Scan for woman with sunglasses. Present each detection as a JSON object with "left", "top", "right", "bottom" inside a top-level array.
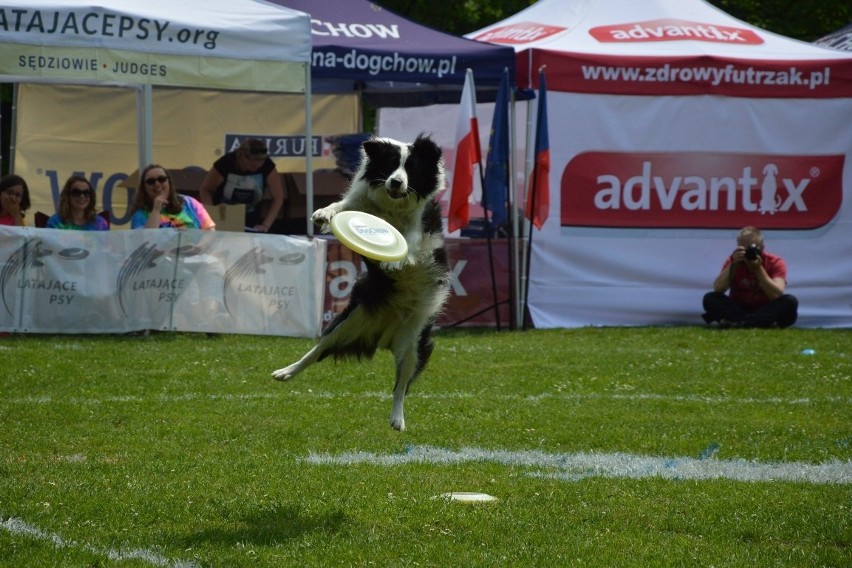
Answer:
[
  {"left": 130, "top": 165, "right": 215, "bottom": 230},
  {"left": 46, "top": 175, "right": 109, "bottom": 230},
  {"left": 0, "top": 174, "right": 31, "bottom": 226}
]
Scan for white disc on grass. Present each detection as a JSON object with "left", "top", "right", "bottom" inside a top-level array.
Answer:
[{"left": 435, "top": 492, "right": 498, "bottom": 503}]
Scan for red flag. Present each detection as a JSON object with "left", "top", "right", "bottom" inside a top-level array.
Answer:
[
  {"left": 449, "top": 70, "right": 481, "bottom": 233},
  {"left": 525, "top": 69, "right": 550, "bottom": 230}
]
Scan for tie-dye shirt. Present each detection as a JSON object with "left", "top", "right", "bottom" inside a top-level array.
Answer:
[
  {"left": 46, "top": 213, "right": 109, "bottom": 231},
  {"left": 131, "top": 195, "right": 215, "bottom": 230}
]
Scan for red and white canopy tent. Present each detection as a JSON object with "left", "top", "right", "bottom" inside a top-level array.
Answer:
[{"left": 466, "top": 0, "right": 852, "bottom": 328}]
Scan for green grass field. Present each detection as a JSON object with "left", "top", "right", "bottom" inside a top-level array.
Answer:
[{"left": 1, "top": 327, "right": 850, "bottom": 567}]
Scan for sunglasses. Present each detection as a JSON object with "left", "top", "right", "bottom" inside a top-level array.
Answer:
[
  {"left": 144, "top": 175, "right": 169, "bottom": 187},
  {"left": 70, "top": 189, "right": 92, "bottom": 198}
]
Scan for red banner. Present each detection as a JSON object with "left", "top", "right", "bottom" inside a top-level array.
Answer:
[
  {"left": 561, "top": 151, "right": 844, "bottom": 229},
  {"left": 322, "top": 239, "right": 514, "bottom": 328},
  {"left": 522, "top": 51, "right": 852, "bottom": 98}
]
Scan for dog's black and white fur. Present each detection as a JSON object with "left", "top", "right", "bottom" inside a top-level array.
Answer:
[{"left": 272, "top": 134, "right": 450, "bottom": 431}]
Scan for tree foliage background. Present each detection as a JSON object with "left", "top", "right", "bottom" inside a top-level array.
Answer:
[{"left": 378, "top": 0, "right": 850, "bottom": 42}]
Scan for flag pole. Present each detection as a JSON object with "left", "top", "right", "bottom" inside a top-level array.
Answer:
[
  {"left": 507, "top": 79, "right": 519, "bottom": 330},
  {"left": 523, "top": 65, "right": 548, "bottom": 330},
  {"left": 522, "top": 157, "right": 538, "bottom": 331},
  {"left": 447, "top": 69, "right": 501, "bottom": 329},
  {"left": 478, "top": 68, "right": 512, "bottom": 331},
  {"left": 477, "top": 140, "right": 502, "bottom": 331},
  {"left": 518, "top": 87, "right": 534, "bottom": 330}
]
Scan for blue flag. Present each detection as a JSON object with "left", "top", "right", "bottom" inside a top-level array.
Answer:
[{"left": 482, "top": 69, "right": 510, "bottom": 227}]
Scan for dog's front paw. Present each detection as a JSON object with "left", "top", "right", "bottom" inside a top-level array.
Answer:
[
  {"left": 271, "top": 364, "right": 299, "bottom": 381},
  {"left": 311, "top": 207, "right": 336, "bottom": 229}
]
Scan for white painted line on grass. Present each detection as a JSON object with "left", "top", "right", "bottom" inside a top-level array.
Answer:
[
  {"left": 6, "top": 390, "right": 848, "bottom": 406},
  {"left": 304, "top": 446, "right": 852, "bottom": 485},
  {"left": 0, "top": 516, "right": 198, "bottom": 567}
]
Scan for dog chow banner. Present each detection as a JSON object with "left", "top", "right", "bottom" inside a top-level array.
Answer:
[{"left": 0, "top": 227, "right": 326, "bottom": 336}]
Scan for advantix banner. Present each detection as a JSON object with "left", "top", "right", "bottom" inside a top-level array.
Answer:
[{"left": 462, "top": 0, "right": 852, "bottom": 328}]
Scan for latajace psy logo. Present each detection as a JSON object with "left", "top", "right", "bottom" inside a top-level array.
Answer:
[
  {"left": 223, "top": 247, "right": 306, "bottom": 316},
  {"left": 0, "top": 239, "right": 91, "bottom": 317}
]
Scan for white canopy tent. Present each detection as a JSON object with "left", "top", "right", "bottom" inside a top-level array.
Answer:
[
  {"left": 0, "top": 0, "right": 314, "bottom": 211},
  {"left": 465, "top": 0, "right": 852, "bottom": 328}
]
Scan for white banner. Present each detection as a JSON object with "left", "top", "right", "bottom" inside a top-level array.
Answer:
[
  {"left": 375, "top": 93, "right": 852, "bottom": 328},
  {"left": 528, "top": 92, "right": 852, "bottom": 328},
  {"left": 0, "top": 1, "right": 310, "bottom": 91},
  {"left": 0, "top": 226, "right": 326, "bottom": 336}
]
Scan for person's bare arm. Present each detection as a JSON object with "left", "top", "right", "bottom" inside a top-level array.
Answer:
[
  {"left": 256, "top": 169, "right": 284, "bottom": 232},
  {"left": 712, "top": 247, "right": 744, "bottom": 293},
  {"left": 712, "top": 265, "right": 732, "bottom": 293},
  {"left": 749, "top": 257, "right": 785, "bottom": 300},
  {"left": 198, "top": 169, "right": 224, "bottom": 207},
  {"left": 144, "top": 193, "right": 168, "bottom": 229}
]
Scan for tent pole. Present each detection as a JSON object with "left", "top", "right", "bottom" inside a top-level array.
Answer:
[
  {"left": 135, "top": 84, "right": 153, "bottom": 173},
  {"left": 305, "top": 64, "right": 314, "bottom": 237},
  {"left": 519, "top": 97, "right": 535, "bottom": 328},
  {"left": 478, "top": 141, "right": 502, "bottom": 331},
  {"left": 8, "top": 83, "right": 19, "bottom": 174},
  {"left": 508, "top": 87, "right": 519, "bottom": 330}
]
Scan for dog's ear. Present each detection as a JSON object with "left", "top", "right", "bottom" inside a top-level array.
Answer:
[
  {"left": 412, "top": 135, "right": 442, "bottom": 163},
  {"left": 362, "top": 139, "right": 385, "bottom": 162}
]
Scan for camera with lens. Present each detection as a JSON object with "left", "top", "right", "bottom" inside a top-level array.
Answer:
[{"left": 745, "top": 244, "right": 762, "bottom": 261}]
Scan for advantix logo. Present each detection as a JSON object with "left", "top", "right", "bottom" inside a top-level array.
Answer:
[
  {"left": 471, "top": 22, "right": 567, "bottom": 45},
  {"left": 589, "top": 19, "right": 763, "bottom": 45},
  {"left": 561, "top": 152, "right": 844, "bottom": 229}
]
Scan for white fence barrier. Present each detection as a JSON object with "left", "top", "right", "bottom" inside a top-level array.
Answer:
[{"left": 0, "top": 226, "right": 326, "bottom": 336}]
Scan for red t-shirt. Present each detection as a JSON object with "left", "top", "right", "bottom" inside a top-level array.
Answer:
[{"left": 722, "top": 251, "right": 787, "bottom": 309}]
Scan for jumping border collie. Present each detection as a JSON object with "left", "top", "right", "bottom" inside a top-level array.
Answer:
[{"left": 272, "top": 134, "right": 451, "bottom": 431}]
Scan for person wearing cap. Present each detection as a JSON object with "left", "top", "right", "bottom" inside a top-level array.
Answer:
[{"left": 198, "top": 138, "right": 285, "bottom": 233}]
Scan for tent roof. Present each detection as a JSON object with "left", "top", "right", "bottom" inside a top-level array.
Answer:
[
  {"left": 266, "top": 0, "right": 516, "bottom": 106},
  {"left": 0, "top": 0, "right": 311, "bottom": 92},
  {"left": 467, "top": 0, "right": 852, "bottom": 97},
  {"left": 815, "top": 23, "right": 852, "bottom": 52}
]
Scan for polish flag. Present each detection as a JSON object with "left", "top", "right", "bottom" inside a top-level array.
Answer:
[{"left": 448, "top": 69, "right": 481, "bottom": 233}]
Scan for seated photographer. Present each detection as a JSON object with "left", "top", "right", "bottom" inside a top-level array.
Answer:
[{"left": 702, "top": 226, "right": 798, "bottom": 328}]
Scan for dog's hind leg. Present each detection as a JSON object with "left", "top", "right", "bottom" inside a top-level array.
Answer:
[
  {"left": 389, "top": 343, "right": 419, "bottom": 431},
  {"left": 271, "top": 343, "right": 323, "bottom": 381}
]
